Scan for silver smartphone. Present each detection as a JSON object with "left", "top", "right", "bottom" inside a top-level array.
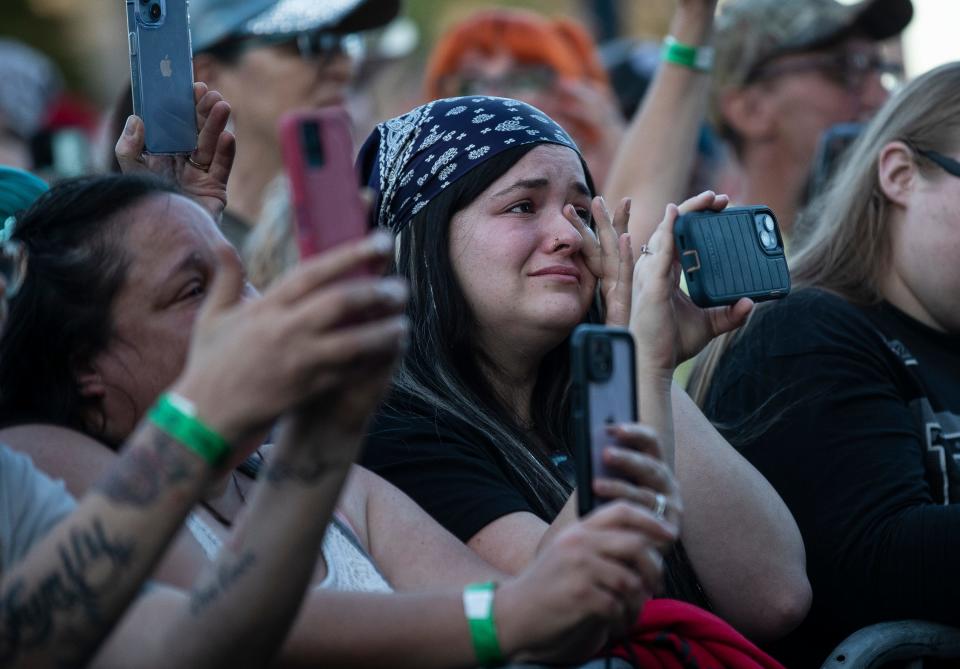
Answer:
[
  {"left": 570, "top": 325, "right": 638, "bottom": 516},
  {"left": 126, "top": 0, "right": 197, "bottom": 154}
]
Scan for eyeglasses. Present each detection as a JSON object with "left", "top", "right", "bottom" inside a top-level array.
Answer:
[
  {"left": 445, "top": 66, "right": 557, "bottom": 97},
  {"left": 915, "top": 147, "right": 960, "bottom": 179},
  {"left": 210, "top": 30, "right": 363, "bottom": 65},
  {"left": 747, "top": 50, "right": 903, "bottom": 92}
]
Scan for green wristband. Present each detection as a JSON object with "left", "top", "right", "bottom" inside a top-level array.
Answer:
[
  {"left": 463, "top": 581, "right": 504, "bottom": 667},
  {"left": 147, "top": 392, "right": 231, "bottom": 467},
  {"left": 661, "top": 35, "right": 714, "bottom": 72}
]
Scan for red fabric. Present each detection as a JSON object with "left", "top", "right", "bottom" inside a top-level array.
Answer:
[{"left": 609, "top": 599, "right": 786, "bottom": 669}]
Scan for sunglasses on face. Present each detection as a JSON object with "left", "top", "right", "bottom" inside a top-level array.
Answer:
[
  {"left": 915, "top": 147, "right": 960, "bottom": 179},
  {"left": 748, "top": 50, "right": 903, "bottom": 92},
  {"left": 214, "top": 30, "right": 362, "bottom": 64}
]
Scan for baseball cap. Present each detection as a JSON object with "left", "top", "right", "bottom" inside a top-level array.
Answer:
[
  {"left": 192, "top": 0, "right": 402, "bottom": 53},
  {"left": 713, "top": 0, "right": 913, "bottom": 93}
]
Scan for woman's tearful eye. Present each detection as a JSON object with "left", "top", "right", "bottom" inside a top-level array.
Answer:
[{"left": 507, "top": 200, "right": 535, "bottom": 215}]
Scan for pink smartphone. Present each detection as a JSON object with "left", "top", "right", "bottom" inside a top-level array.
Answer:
[{"left": 278, "top": 108, "right": 368, "bottom": 262}]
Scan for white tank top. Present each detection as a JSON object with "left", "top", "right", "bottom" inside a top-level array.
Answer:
[{"left": 186, "top": 512, "right": 391, "bottom": 593}]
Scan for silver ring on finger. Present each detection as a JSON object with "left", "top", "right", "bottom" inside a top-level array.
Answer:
[
  {"left": 653, "top": 493, "right": 667, "bottom": 520},
  {"left": 639, "top": 243, "right": 654, "bottom": 256}
]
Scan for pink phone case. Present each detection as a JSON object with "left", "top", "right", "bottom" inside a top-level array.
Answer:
[{"left": 278, "top": 108, "right": 367, "bottom": 262}]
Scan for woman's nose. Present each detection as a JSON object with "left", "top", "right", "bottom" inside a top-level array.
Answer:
[{"left": 545, "top": 208, "right": 585, "bottom": 253}]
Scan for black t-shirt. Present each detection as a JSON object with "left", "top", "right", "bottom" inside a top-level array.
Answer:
[
  {"left": 364, "top": 394, "right": 711, "bottom": 609},
  {"left": 363, "top": 396, "right": 561, "bottom": 543},
  {"left": 701, "top": 288, "right": 960, "bottom": 668}
]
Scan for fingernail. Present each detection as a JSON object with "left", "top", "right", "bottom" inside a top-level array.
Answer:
[
  {"left": 370, "top": 232, "right": 394, "bottom": 254},
  {"left": 124, "top": 116, "right": 136, "bottom": 136},
  {"left": 379, "top": 278, "right": 408, "bottom": 303},
  {"left": 603, "top": 445, "right": 622, "bottom": 460},
  {"left": 624, "top": 198, "right": 632, "bottom": 215}
]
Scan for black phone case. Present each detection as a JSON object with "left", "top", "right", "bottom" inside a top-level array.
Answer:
[
  {"left": 674, "top": 206, "right": 790, "bottom": 308},
  {"left": 570, "top": 325, "right": 637, "bottom": 517}
]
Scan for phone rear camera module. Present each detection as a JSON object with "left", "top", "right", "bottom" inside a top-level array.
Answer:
[
  {"left": 754, "top": 212, "right": 775, "bottom": 232},
  {"left": 587, "top": 337, "right": 613, "bottom": 382},
  {"left": 754, "top": 213, "right": 778, "bottom": 251},
  {"left": 301, "top": 121, "right": 326, "bottom": 167},
  {"left": 149, "top": 2, "right": 162, "bottom": 20}
]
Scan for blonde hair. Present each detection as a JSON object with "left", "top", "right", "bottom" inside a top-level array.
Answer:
[
  {"left": 790, "top": 61, "right": 960, "bottom": 303},
  {"left": 243, "top": 175, "right": 299, "bottom": 291},
  {"left": 689, "top": 61, "right": 960, "bottom": 406}
]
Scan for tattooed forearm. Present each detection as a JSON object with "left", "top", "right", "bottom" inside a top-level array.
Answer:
[
  {"left": 188, "top": 551, "right": 256, "bottom": 617},
  {"left": 0, "top": 519, "right": 134, "bottom": 666},
  {"left": 94, "top": 426, "right": 199, "bottom": 507}
]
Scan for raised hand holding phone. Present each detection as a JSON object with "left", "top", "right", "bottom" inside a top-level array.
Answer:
[
  {"left": 116, "top": 82, "right": 236, "bottom": 221},
  {"left": 631, "top": 191, "right": 755, "bottom": 374}
]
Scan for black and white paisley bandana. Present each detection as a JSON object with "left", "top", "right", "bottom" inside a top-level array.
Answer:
[{"left": 356, "top": 96, "right": 582, "bottom": 234}]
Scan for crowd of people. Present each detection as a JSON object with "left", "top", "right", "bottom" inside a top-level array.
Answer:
[{"left": 1, "top": 0, "right": 957, "bottom": 667}]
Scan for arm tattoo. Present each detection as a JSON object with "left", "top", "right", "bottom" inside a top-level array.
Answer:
[
  {"left": 95, "top": 426, "right": 198, "bottom": 508},
  {"left": 188, "top": 551, "right": 256, "bottom": 617},
  {"left": 0, "top": 519, "right": 134, "bottom": 667}
]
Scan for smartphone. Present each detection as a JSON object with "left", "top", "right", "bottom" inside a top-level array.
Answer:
[
  {"left": 279, "top": 108, "right": 368, "bottom": 261},
  {"left": 126, "top": 0, "right": 197, "bottom": 154},
  {"left": 674, "top": 206, "right": 790, "bottom": 308},
  {"left": 810, "top": 122, "right": 864, "bottom": 197},
  {"left": 570, "top": 325, "right": 638, "bottom": 517}
]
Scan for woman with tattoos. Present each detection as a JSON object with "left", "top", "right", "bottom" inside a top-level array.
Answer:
[{"left": 0, "top": 186, "right": 409, "bottom": 668}]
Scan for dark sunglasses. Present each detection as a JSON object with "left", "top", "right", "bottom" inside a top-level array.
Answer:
[
  {"left": 916, "top": 147, "right": 960, "bottom": 179},
  {"left": 209, "top": 30, "right": 358, "bottom": 64},
  {"left": 747, "top": 50, "right": 903, "bottom": 92}
]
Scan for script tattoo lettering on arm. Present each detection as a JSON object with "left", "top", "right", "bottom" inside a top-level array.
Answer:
[
  {"left": 0, "top": 519, "right": 135, "bottom": 667},
  {"left": 94, "top": 425, "right": 200, "bottom": 508},
  {"left": 188, "top": 550, "right": 256, "bottom": 617}
]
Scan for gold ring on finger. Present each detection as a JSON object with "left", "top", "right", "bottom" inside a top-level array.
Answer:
[{"left": 188, "top": 156, "right": 211, "bottom": 172}]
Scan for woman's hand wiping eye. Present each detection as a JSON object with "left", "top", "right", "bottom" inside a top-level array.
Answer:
[{"left": 564, "top": 195, "right": 633, "bottom": 327}]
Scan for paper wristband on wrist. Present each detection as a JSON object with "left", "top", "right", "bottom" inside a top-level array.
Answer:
[
  {"left": 661, "top": 35, "right": 714, "bottom": 72},
  {"left": 463, "top": 581, "right": 504, "bottom": 667},
  {"left": 147, "top": 392, "right": 231, "bottom": 467}
]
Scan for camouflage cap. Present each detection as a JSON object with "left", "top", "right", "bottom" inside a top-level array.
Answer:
[{"left": 713, "top": 0, "right": 913, "bottom": 93}]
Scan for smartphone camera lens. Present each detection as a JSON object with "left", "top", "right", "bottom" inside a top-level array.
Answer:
[
  {"left": 754, "top": 213, "right": 778, "bottom": 250},
  {"left": 149, "top": 2, "right": 162, "bottom": 20},
  {"left": 587, "top": 337, "right": 613, "bottom": 382}
]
